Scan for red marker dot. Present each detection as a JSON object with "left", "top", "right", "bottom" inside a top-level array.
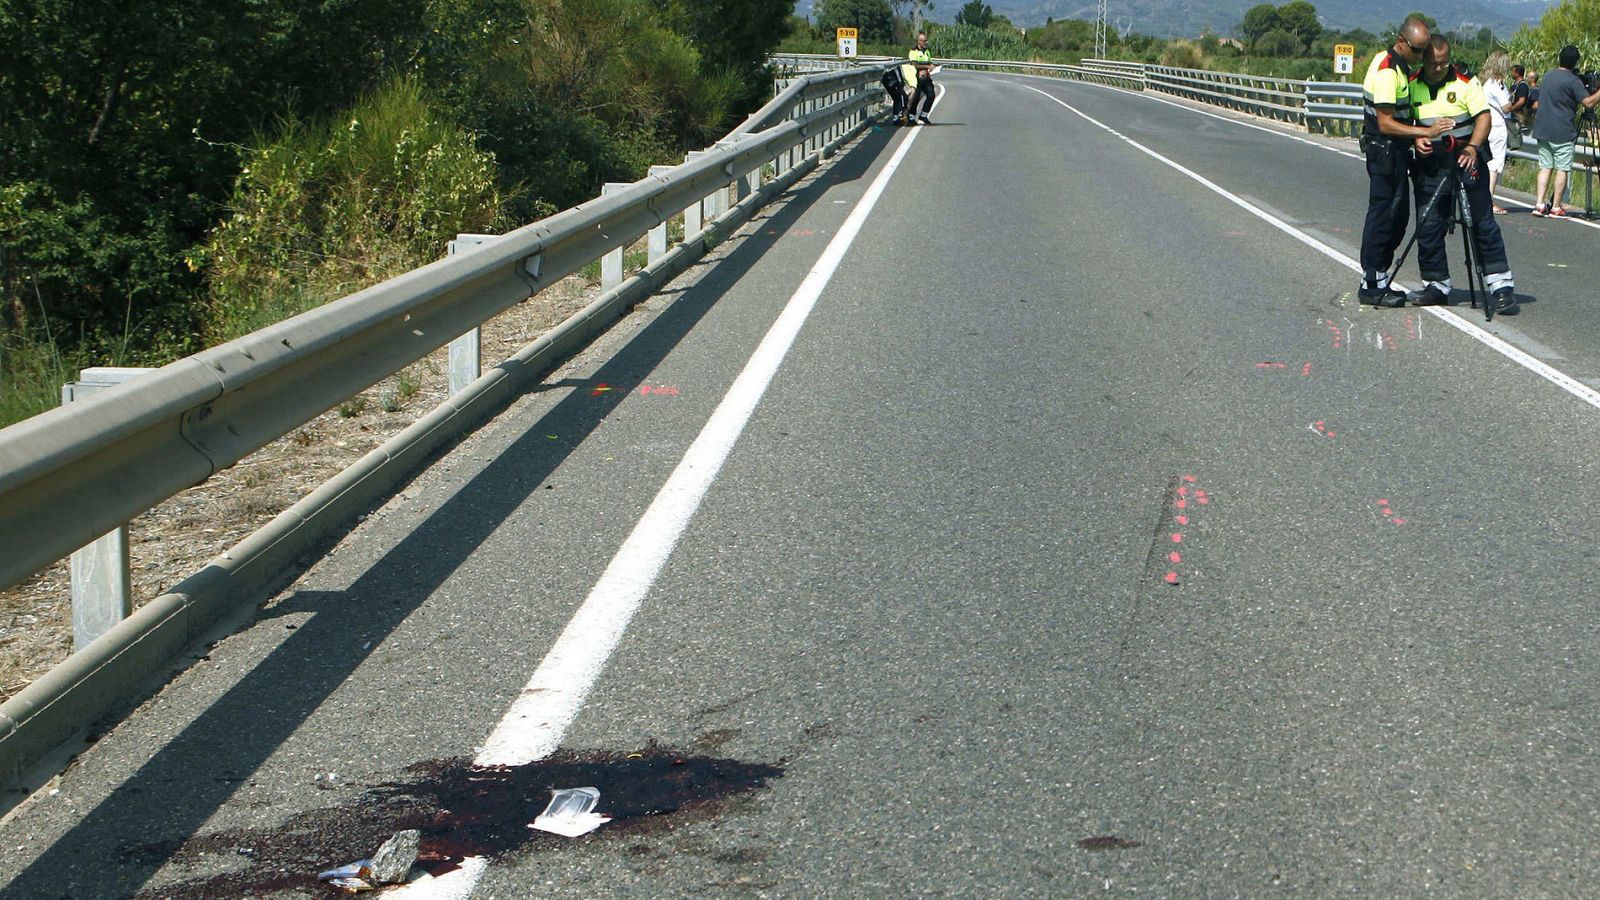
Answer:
[
  {"left": 1177, "top": 487, "right": 1189, "bottom": 496},
  {"left": 1377, "top": 499, "right": 1389, "bottom": 505},
  {"left": 1182, "top": 475, "right": 1197, "bottom": 483},
  {"left": 1175, "top": 499, "right": 1188, "bottom": 509},
  {"left": 1164, "top": 572, "right": 1180, "bottom": 584},
  {"left": 1301, "top": 363, "right": 1313, "bottom": 376},
  {"left": 1392, "top": 518, "right": 1407, "bottom": 525},
  {"left": 1196, "top": 497, "right": 1209, "bottom": 505},
  {"left": 1171, "top": 533, "right": 1183, "bottom": 543},
  {"left": 1168, "top": 551, "right": 1182, "bottom": 564},
  {"left": 1175, "top": 515, "right": 1189, "bottom": 525}
]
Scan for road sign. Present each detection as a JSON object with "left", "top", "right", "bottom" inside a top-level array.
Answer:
[
  {"left": 837, "top": 27, "right": 858, "bottom": 59},
  {"left": 1334, "top": 44, "right": 1356, "bottom": 75}
]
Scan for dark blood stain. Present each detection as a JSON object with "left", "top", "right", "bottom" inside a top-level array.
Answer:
[
  {"left": 1078, "top": 835, "right": 1142, "bottom": 851},
  {"left": 130, "top": 745, "right": 783, "bottom": 899}
]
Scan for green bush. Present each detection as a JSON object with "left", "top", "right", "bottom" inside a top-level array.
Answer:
[
  {"left": 928, "top": 22, "right": 1032, "bottom": 60},
  {"left": 198, "top": 78, "right": 502, "bottom": 344}
]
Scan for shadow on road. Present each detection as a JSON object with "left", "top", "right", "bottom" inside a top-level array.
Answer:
[{"left": 2, "top": 120, "right": 903, "bottom": 899}]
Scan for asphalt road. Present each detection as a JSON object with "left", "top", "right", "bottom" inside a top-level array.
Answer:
[{"left": 6, "top": 72, "right": 1600, "bottom": 898}]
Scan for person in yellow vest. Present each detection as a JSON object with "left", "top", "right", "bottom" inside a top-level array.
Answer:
[
  {"left": 1404, "top": 35, "right": 1518, "bottom": 315},
  {"left": 1358, "top": 18, "right": 1451, "bottom": 307},
  {"left": 898, "top": 55, "right": 919, "bottom": 126},
  {"left": 908, "top": 32, "right": 934, "bottom": 125}
]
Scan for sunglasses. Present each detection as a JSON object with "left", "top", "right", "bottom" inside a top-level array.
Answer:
[{"left": 1405, "top": 39, "right": 1428, "bottom": 53}]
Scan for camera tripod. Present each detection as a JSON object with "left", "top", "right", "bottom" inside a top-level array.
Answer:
[{"left": 1386, "top": 159, "right": 1497, "bottom": 322}]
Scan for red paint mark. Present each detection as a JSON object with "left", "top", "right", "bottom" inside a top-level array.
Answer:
[
  {"left": 1171, "top": 533, "right": 1183, "bottom": 543},
  {"left": 1196, "top": 495, "right": 1210, "bottom": 505},
  {"left": 1381, "top": 331, "right": 1398, "bottom": 351},
  {"left": 1182, "top": 475, "right": 1197, "bottom": 483},
  {"left": 1311, "top": 421, "right": 1335, "bottom": 440},
  {"left": 1168, "top": 551, "right": 1182, "bottom": 564},
  {"left": 1175, "top": 515, "right": 1189, "bottom": 525},
  {"left": 1224, "top": 229, "right": 1248, "bottom": 237},
  {"left": 1255, "top": 361, "right": 1288, "bottom": 369},
  {"left": 1403, "top": 314, "right": 1419, "bottom": 342},
  {"left": 1325, "top": 321, "right": 1344, "bottom": 349},
  {"left": 1377, "top": 499, "right": 1406, "bottom": 526},
  {"left": 1329, "top": 226, "right": 1352, "bottom": 233},
  {"left": 590, "top": 383, "right": 613, "bottom": 397},
  {"left": 1175, "top": 498, "right": 1187, "bottom": 509},
  {"left": 792, "top": 229, "right": 816, "bottom": 237},
  {"left": 1164, "top": 572, "right": 1180, "bottom": 584},
  {"left": 1177, "top": 487, "right": 1189, "bottom": 497},
  {"left": 639, "top": 385, "right": 681, "bottom": 397},
  {"left": 1301, "top": 362, "right": 1313, "bottom": 377}
]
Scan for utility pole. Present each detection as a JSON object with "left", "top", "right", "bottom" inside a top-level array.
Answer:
[{"left": 1094, "top": 0, "right": 1108, "bottom": 58}]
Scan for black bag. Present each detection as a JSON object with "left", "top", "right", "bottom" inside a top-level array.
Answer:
[{"left": 1505, "top": 115, "right": 1523, "bottom": 151}]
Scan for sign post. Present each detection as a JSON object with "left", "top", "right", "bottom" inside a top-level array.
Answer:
[{"left": 836, "top": 27, "right": 858, "bottom": 60}]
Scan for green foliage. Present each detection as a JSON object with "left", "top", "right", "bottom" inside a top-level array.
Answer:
[
  {"left": 1241, "top": 4, "right": 1281, "bottom": 46},
  {"left": 1277, "top": 1, "right": 1321, "bottom": 47},
  {"left": 814, "top": 0, "right": 895, "bottom": 43},
  {"left": 1506, "top": 0, "right": 1600, "bottom": 73},
  {"left": 927, "top": 22, "right": 1030, "bottom": 60},
  {"left": 1256, "top": 29, "right": 1302, "bottom": 57},
  {"left": 198, "top": 77, "right": 502, "bottom": 344},
  {"left": 955, "top": 1, "right": 994, "bottom": 28},
  {"left": 1161, "top": 40, "right": 1204, "bottom": 69}
]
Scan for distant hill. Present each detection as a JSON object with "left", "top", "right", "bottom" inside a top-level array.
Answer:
[{"left": 794, "top": 0, "right": 1557, "bottom": 38}]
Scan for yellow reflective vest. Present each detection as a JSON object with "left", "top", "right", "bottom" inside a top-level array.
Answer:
[
  {"left": 1361, "top": 49, "right": 1414, "bottom": 138},
  {"left": 1408, "top": 66, "right": 1487, "bottom": 143},
  {"left": 909, "top": 47, "right": 931, "bottom": 81}
]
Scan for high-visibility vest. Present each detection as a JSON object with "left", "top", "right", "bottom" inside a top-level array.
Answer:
[
  {"left": 1362, "top": 49, "right": 1414, "bottom": 138},
  {"left": 1408, "top": 66, "right": 1487, "bottom": 143},
  {"left": 909, "top": 47, "right": 932, "bottom": 80}
]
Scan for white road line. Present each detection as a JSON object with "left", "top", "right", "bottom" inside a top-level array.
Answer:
[
  {"left": 390, "top": 86, "right": 946, "bottom": 900},
  {"left": 1024, "top": 85, "right": 1600, "bottom": 414},
  {"left": 1015, "top": 71, "right": 1600, "bottom": 222}
]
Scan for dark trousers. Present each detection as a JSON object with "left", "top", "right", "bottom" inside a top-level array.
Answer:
[
  {"left": 1412, "top": 157, "right": 1510, "bottom": 283},
  {"left": 1360, "top": 143, "right": 1410, "bottom": 282},
  {"left": 911, "top": 76, "right": 934, "bottom": 117}
]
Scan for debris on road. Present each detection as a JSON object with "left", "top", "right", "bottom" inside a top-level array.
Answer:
[
  {"left": 530, "top": 786, "right": 611, "bottom": 837},
  {"left": 316, "top": 829, "right": 421, "bottom": 892},
  {"left": 368, "top": 829, "right": 421, "bottom": 883}
]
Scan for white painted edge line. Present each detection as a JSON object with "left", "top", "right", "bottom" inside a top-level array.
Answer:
[
  {"left": 1023, "top": 85, "right": 1600, "bottom": 414},
  {"left": 1016, "top": 70, "right": 1600, "bottom": 225},
  {"left": 389, "top": 85, "right": 947, "bottom": 900}
]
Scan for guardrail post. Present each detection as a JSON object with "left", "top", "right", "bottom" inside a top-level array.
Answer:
[
  {"left": 63, "top": 367, "right": 153, "bottom": 650},
  {"left": 647, "top": 165, "right": 673, "bottom": 262},
  {"left": 600, "top": 183, "right": 629, "bottom": 290},
  {"left": 446, "top": 234, "right": 496, "bottom": 394},
  {"left": 683, "top": 150, "right": 707, "bottom": 239}
]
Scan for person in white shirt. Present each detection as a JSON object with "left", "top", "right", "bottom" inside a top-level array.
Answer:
[{"left": 1479, "top": 51, "right": 1513, "bottom": 214}]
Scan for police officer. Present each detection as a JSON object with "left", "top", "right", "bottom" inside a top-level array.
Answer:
[
  {"left": 908, "top": 32, "right": 934, "bottom": 124},
  {"left": 1359, "top": 18, "right": 1451, "bottom": 307},
  {"left": 1405, "top": 35, "right": 1518, "bottom": 314}
]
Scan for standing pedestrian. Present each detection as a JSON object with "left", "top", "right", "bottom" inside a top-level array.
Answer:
[
  {"left": 1404, "top": 36, "right": 1518, "bottom": 315},
  {"left": 908, "top": 32, "right": 935, "bottom": 125},
  {"left": 1529, "top": 46, "right": 1600, "bottom": 218},
  {"left": 1358, "top": 18, "right": 1451, "bottom": 307},
  {"left": 1507, "top": 64, "right": 1530, "bottom": 130},
  {"left": 1480, "top": 51, "right": 1513, "bottom": 214}
]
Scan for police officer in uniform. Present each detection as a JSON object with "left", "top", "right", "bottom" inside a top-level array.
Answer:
[
  {"left": 1405, "top": 35, "right": 1518, "bottom": 314},
  {"left": 908, "top": 32, "right": 934, "bottom": 124},
  {"left": 1359, "top": 18, "right": 1451, "bottom": 306}
]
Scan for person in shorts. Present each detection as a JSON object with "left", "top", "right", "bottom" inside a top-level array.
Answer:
[{"left": 1530, "top": 46, "right": 1600, "bottom": 217}]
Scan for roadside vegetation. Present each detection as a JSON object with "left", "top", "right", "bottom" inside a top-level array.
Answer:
[{"left": 0, "top": 0, "right": 790, "bottom": 429}]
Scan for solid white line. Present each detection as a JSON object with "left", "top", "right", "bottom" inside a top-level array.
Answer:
[
  {"left": 1015, "top": 71, "right": 1600, "bottom": 222},
  {"left": 1023, "top": 85, "right": 1600, "bottom": 414},
  {"left": 391, "top": 87, "right": 946, "bottom": 900}
]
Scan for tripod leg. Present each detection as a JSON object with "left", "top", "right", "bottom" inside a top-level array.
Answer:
[
  {"left": 1386, "top": 170, "right": 1457, "bottom": 292},
  {"left": 1455, "top": 174, "right": 1494, "bottom": 321}
]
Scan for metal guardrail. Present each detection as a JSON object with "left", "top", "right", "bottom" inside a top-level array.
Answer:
[
  {"left": 0, "top": 62, "right": 894, "bottom": 791},
  {"left": 777, "top": 52, "right": 1600, "bottom": 174}
]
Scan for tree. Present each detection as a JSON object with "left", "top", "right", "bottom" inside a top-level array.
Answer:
[
  {"left": 1240, "top": 4, "right": 1281, "bottom": 46},
  {"left": 1256, "top": 27, "right": 1301, "bottom": 57},
  {"left": 814, "top": 0, "right": 894, "bottom": 43},
  {"left": 654, "top": 0, "right": 793, "bottom": 110},
  {"left": 1277, "top": 0, "right": 1321, "bottom": 48},
  {"left": 955, "top": 1, "right": 993, "bottom": 28}
]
